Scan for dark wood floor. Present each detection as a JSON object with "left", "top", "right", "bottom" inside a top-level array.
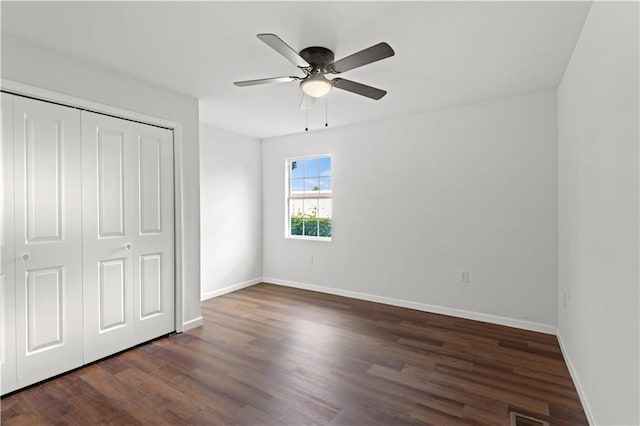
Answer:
[{"left": 2, "top": 283, "right": 587, "bottom": 425}]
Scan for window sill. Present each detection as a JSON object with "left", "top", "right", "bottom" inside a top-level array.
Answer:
[{"left": 286, "top": 235, "right": 332, "bottom": 242}]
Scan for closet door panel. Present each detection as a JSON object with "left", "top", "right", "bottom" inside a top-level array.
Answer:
[
  {"left": 26, "top": 267, "right": 64, "bottom": 351},
  {"left": 25, "top": 117, "right": 63, "bottom": 242},
  {"left": 97, "top": 131, "right": 125, "bottom": 237},
  {"left": 133, "top": 127, "right": 174, "bottom": 342},
  {"left": 139, "top": 136, "right": 162, "bottom": 234},
  {"left": 98, "top": 258, "right": 127, "bottom": 331},
  {"left": 82, "top": 114, "right": 136, "bottom": 363},
  {"left": 13, "top": 96, "right": 83, "bottom": 388},
  {"left": 139, "top": 253, "right": 162, "bottom": 318}
]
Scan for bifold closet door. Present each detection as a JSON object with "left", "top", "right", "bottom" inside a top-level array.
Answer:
[
  {"left": 81, "top": 111, "right": 175, "bottom": 363},
  {"left": 12, "top": 96, "right": 84, "bottom": 387}
]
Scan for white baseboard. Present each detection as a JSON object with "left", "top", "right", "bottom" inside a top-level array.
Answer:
[
  {"left": 181, "top": 316, "right": 203, "bottom": 331},
  {"left": 262, "top": 277, "right": 557, "bottom": 335},
  {"left": 201, "top": 277, "right": 263, "bottom": 301},
  {"left": 556, "top": 330, "right": 596, "bottom": 425}
]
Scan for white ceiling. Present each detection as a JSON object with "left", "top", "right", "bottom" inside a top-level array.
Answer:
[{"left": 2, "top": 1, "right": 591, "bottom": 139}]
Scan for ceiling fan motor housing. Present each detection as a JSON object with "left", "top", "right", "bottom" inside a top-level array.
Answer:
[{"left": 299, "top": 46, "right": 335, "bottom": 73}]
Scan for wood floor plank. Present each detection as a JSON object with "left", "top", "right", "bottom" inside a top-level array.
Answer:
[{"left": 1, "top": 283, "right": 588, "bottom": 425}]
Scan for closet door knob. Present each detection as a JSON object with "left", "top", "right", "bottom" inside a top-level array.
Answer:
[
  {"left": 124, "top": 243, "right": 132, "bottom": 250},
  {"left": 21, "top": 253, "right": 31, "bottom": 261}
]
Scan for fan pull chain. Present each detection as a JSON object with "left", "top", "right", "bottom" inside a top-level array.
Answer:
[
  {"left": 325, "top": 97, "right": 329, "bottom": 128},
  {"left": 305, "top": 97, "right": 309, "bottom": 132}
]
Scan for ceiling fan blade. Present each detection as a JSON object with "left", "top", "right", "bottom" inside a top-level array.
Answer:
[
  {"left": 257, "top": 33, "right": 310, "bottom": 68},
  {"left": 332, "top": 78, "right": 387, "bottom": 100},
  {"left": 330, "top": 42, "right": 395, "bottom": 74},
  {"left": 299, "top": 94, "right": 316, "bottom": 111},
  {"left": 234, "top": 76, "right": 299, "bottom": 87}
]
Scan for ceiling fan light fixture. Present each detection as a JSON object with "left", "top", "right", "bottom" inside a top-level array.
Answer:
[{"left": 300, "top": 74, "right": 333, "bottom": 98}]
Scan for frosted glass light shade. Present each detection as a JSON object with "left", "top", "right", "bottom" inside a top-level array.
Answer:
[{"left": 300, "top": 75, "right": 332, "bottom": 98}]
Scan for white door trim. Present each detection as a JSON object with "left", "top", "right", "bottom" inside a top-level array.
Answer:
[
  {"left": 1, "top": 79, "right": 186, "bottom": 333},
  {"left": 1, "top": 93, "right": 17, "bottom": 394}
]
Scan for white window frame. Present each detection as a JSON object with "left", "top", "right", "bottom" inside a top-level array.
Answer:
[{"left": 285, "top": 154, "right": 332, "bottom": 242}]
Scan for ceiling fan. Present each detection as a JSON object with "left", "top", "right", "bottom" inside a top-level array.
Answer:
[{"left": 234, "top": 34, "right": 395, "bottom": 108}]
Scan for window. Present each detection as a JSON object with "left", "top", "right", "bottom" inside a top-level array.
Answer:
[{"left": 286, "top": 155, "right": 332, "bottom": 240}]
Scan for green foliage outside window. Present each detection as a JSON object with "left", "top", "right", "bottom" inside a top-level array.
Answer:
[{"left": 290, "top": 209, "right": 332, "bottom": 237}]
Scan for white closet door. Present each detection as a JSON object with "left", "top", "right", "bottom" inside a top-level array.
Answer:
[
  {"left": 13, "top": 96, "right": 84, "bottom": 387},
  {"left": 82, "top": 111, "right": 174, "bottom": 363},
  {"left": 131, "top": 119, "right": 175, "bottom": 343}
]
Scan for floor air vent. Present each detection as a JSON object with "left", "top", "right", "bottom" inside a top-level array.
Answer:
[{"left": 509, "top": 412, "right": 550, "bottom": 426}]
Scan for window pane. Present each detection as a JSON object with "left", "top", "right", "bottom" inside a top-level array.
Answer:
[
  {"left": 303, "top": 198, "right": 318, "bottom": 218},
  {"left": 291, "top": 217, "right": 304, "bottom": 236},
  {"left": 318, "top": 199, "right": 331, "bottom": 219},
  {"left": 290, "top": 199, "right": 304, "bottom": 217},
  {"left": 303, "top": 218, "right": 319, "bottom": 236},
  {"left": 305, "top": 178, "right": 320, "bottom": 194},
  {"left": 319, "top": 218, "right": 331, "bottom": 237},
  {"left": 291, "top": 178, "right": 304, "bottom": 194},
  {"left": 318, "top": 198, "right": 332, "bottom": 237},
  {"left": 304, "top": 158, "right": 320, "bottom": 177},
  {"left": 291, "top": 160, "right": 304, "bottom": 179},
  {"left": 319, "top": 157, "right": 332, "bottom": 177},
  {"left": 319, "top": 177, "right": 331, "bottom": 193}
]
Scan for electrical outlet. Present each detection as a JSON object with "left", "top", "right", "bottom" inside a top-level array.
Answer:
[
  {"left": 459, "top": 271, "right": 469, "bottom": 283},
  {"left": 306, "top": 254, "right": 313, "bottom": 264}
]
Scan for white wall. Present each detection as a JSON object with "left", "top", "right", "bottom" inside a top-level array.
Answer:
[
  {"left": 557, "top": 2, "right": 640, "bottom": 425},
  {"left": 263, "top": 91, "right": 558, "bottom": 329},
  {"left": 1, "top": 35, "right": 202, "bottom": 328},
  {"left": 199, "top": 124, "right": 262, "bottom": 299}
]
